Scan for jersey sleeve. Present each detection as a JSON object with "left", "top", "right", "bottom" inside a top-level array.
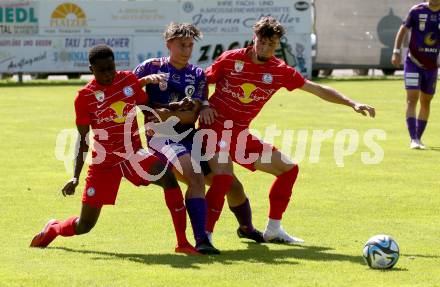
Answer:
[
  {"left": 193, "top": 69, "right": 207, "bottom": 101},
  {"left": 403, "top": 6, "right": 415, "bottom": 29},
  {"left": 74, "top": 91, "right": 91, "bottom": 126},
  {"left": 127, "top": 72, "right": 148, "bottom": 105},
  {"left": 282, "top": 65, "right": 306, "bottom": 91},
  {"left": 205, "top": 51, "right": 229, "bottom": 84},
  {"left": 133, "top": 60, "right": 150, "bottom": 79}
]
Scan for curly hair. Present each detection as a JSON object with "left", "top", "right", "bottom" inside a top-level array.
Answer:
[
  {"left": 163, "top": 22, "right": 202, "bottom": 41},
  {"left": 253, "top": 16, "right": 285, "bottom": 38},
  {"left": 88, "top": 44, "right": 114, "bottom": 65}
]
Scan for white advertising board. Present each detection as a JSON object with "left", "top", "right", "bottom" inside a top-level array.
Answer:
[{"left": 0, "top": 0, "right": 312, "bottom": 77}]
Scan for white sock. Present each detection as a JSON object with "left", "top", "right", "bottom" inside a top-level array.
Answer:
[
  {"left": 206, "top": 232, "right": 212, "bottom": 243},
  {"left": 266, "top": 218, "right": 281, "bottom": 230}
]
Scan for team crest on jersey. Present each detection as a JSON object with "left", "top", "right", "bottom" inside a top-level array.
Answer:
[
  {"left": 94, "top": 90, "right": 105, "bottom": 102},
  {"left": 87, "top": 187, "right": 95, "bottom": 197},
  {"left": 185, "top": 85, "right": 195, "bottom": 97},
  {"left": 123, "top": 86, "right": 134, "bottom": 97},
  {"left": 234, "top": 60, "right": 244, "bottom": 72},
  {"left": 262, "top": 73, "right": 273, "bottom": 84}
]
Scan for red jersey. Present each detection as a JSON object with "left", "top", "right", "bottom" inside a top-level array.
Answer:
[
  {"left": 75, "top": 71, "right": 148, "bottom": 167},
  {"left": 206, "top": 46, "right": 306, "bottom": 128}
]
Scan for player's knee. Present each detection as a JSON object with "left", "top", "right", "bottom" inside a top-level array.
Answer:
[
  {"left": 75, "top": 219, "right": 96, "bottom": 235},
  {"left": 230, "top": 177, "right": 244, "bottom": 196},
  {"left": 158, "top": 168, "right": 179, "bottom": 190},
  {"left": 187, "top": 172, "right": 204, "bottom": 190}
]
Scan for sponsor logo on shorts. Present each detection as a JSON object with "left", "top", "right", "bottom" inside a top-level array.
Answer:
[{"left": 87, "top": 187, "right": 95, "bottom": 197}]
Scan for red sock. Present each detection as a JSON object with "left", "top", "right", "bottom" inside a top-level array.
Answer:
[
  {"left": 58, "top": 216, "right": 79, "bottom": 237},
  {"left": 269, "top": 165, "right": 299, "bottom": 220},
  {"left": 164, "top": 187, "right": 188, "bottom": 246},
  {"left": 205, "top": 174, "right": 233, "bottom": 232}
]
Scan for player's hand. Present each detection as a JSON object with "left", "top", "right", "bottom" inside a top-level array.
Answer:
[
  {"left": 141, "top": 73, "right": 168, "bottom": 85},
  {"left": 178, "top": 97, "right": 195, "bottom": 110},
  {"left": 391, "top": 53, "right": 401, "bottom": 68},
  {"left": 61, "top": 178, "right": 79, "bottom": 197},
  {"left": 199, "top": 106, "right": 218, "bottom": 125},
  {"left": 353, "top": 103, "right": 375, "bottom": 118}
]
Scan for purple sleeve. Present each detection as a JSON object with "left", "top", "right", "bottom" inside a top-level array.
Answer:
[
  {"left": 193, "top": 69, "right": 206, "bottom": 101},
  {"left": 403, "top": 7, "right": 415, "bottom": 29},
  {"left": 133, "top": 60, "right": 151, "bottom": 79}
]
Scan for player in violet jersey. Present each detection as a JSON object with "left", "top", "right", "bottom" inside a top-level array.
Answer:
[
  {"left": 134, "top": 23, "right": 220, "bottom": 254},
  {"left": 392, "top": 0, "right": 440, "bottom": 149}
]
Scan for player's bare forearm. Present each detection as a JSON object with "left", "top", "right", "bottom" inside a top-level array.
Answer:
[
  {"left": 300, "top": 81, "right": 375, "bottom": 117},
  {"left": 73, "top": 125, "right": 90, "bottom": 180},
  {"left": 154, "top": 100, "right": 200, "bottom": 124},
  {"left": 301, "top": 81, "right": 355, "bottom": 107},
  {"left": 393, "top": 25, "right": 409, "bottom": 51},
  {"left": 391, "top": 25, "right": 408, "bottom": 67},
  {"left": 61, "top": 124, "right": 89, "bottom": 196}
]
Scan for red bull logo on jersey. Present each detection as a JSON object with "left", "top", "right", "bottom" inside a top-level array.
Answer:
[
  {"left": 96, "top": 100, "right": 135, "bottom": 124},
  {"left": 222, "top": 81, "right": 272, "bottom": 104}
]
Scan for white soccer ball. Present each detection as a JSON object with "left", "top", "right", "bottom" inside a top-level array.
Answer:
[{"left": 362, "top": 234, "right": 399, "bottom": 269}]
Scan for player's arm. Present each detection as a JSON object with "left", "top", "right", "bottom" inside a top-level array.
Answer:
[
  {"left": 138, "top": 73, "right": 168, "bottom": 87},
  {"left": 300, "top": 80, "right": 375, "bottom": 117},
  {"left": 391, "top": 25, "right": 409, "bottom": 67},
  {"left": 61, "top": 124, "right": 90, "bottom": 196},
  {"left": 154, "top": 100, "right": 201, "bottom": 124}
]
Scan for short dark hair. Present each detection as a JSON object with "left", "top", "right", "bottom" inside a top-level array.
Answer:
[
  {"left": 89, "top": 44, "right": 114, "bottom": 65},
  {"left": 253, "top": 16, "right": 285, "bottom": 38},
  {"left": 163, "top": 22, "right": 202, "bottom": 41}
]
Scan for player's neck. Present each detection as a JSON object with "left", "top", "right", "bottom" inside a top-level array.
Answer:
[
  {"left": 249, "top": 48, "right": 266, "bottom": 65},
  {"left": 428, "top": 3, "right": 440, "bottom": 12},
  {"left": 169, "top": 57, "right": 187, "bottom": 70}
]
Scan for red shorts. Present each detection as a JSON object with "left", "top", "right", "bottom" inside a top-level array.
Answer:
[
  {"left": 82, "top": 149, "right": 159, "bottom": 208},
  {"left": 200, "top": 121, "right": 276, "bottom": 171}
]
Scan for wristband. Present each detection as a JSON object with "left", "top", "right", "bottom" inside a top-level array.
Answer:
[
  {"left": 202, "top": 100, "right": 210, "bottom": 106},
  {"left": 72, "top": 177, "right": 78, "bottom": 185},
  {"left": 393, "top": 48, "right": 401, "bottom": 54}
]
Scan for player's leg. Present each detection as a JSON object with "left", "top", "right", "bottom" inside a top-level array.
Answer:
[
  {"left": 30, "top": 202, "right": 102, "bottom": 248},
  {"left": 124, "top": 151, "right": 197, "bottom": 254},
  {"left": 172, "top": 153, "right": 220, "bottom": 254},
  {"left": 205, "top": 153, "right": 234, "bottom": 235},
  {"left": 253, "top": 149, "right": 303, "bottom": 244},
  {"left": 404, "top": 58, "right": 421, "bottom": 148},
  {"left": 30, "top": 166, "right": 120, "bottom": 248},
  {"left": 204, "top": 172, "right": 264, "bottom": 243},
  {"left": 406, "top": 89, "right": 420, "bottom": 148},
  {"left": 416, "top": 69, "right": 436, "bottom": 147}
]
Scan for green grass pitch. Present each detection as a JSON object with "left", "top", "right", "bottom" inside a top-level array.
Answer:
[{"left": 0, "top": 79, "right": 439, "bottom": 286}]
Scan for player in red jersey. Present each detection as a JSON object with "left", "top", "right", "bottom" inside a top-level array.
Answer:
[
  {"left": 199, "top": 16, "right": 375, "bottom": 244},
  {"left": 30, "top": 45, "right": 198, "bottom": 254}
]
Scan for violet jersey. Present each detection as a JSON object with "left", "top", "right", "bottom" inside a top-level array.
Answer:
[
  {"left": 75, "top": 71, "right": 148, "bottom": 168},
  {"left": 133, "top": 57, "right": 206, "bottom": 139},
  {"left": 205, "top": 46, "right": 306, "bottom": 129},
  {"left": 404, "top": 3, "right": 440, "bottom": 69}
]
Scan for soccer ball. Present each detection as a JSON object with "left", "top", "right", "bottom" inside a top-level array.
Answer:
[{"left": 362, "top": 234, "right": 399, "bottom": 269}]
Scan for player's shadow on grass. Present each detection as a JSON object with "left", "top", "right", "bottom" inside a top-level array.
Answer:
[
  {"left": 428, "top": 146, "right": 440, "bottom": 151},
  {"left": 50, "top": 243, "right": 368, "bottom": 269}
]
